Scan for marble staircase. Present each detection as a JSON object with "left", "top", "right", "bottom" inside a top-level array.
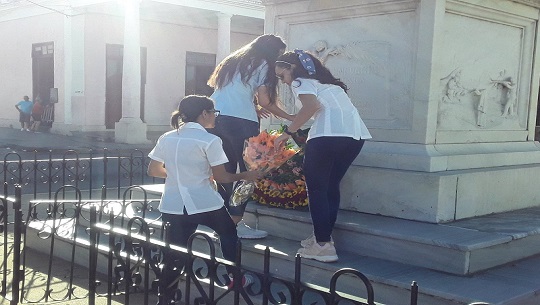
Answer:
[
  {"left": 238, "top": 203, "right": 540, "bottom": 305},
  {"left": 245, "top": 204, "right": 540, "bottom": 275}
]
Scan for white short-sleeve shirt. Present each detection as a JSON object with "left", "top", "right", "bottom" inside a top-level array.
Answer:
[
  {"left": 291, "top": 78, "right": 372, "bottom": 141},
  {"left": 148, "top": 122, "right": 228, "bottom": 215},
  {"left": 211, "top": 61, "right": 269, "bottom": 123}
]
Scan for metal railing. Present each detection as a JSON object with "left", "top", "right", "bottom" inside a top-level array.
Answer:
[
  {"left": 1, "top": 149, "right": 164, "bottom": 199},
  {"left": 89, "top": 214, "right": 402, "bottom": 305},
  {"left": 0, "top": 184, "right": 22, "bottom": 305},
  {"left": 0, "top": 184, "right": 420, "bottom": 305}
]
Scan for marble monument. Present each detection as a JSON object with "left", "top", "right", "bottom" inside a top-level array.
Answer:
[{"left": 263, "top": 0, "right": 540, "bottom": 223}]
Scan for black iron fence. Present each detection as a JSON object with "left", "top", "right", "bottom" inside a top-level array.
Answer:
[
  {"left": 1, "top": 149, "right": 164, "bottom": 199},
  {"left": 0, "top": 185, "right": 22, "bottom": 305},
  {"left": 0, "top": 184, "right": 420, "bottom": 305}
]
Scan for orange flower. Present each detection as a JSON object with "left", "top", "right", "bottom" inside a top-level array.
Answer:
[{"left": 243, "top": 130, "right": 300, "bottom": 172}]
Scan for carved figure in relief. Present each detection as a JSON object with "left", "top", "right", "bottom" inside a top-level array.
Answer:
[
  {"left": 473, "top": 89, "right": 488, "bottom": 127},
  {"left": 312, "top": 40, "right": 340, "bottom": 64},
  {"left": 439, "top": 68, "right": 520, "bottom": 130},
  {"left": 441, "top": 69, "right": 469, "bottom": 103},
  {"left": 310, "top": 40, "right": 387, "bottom": 75},
  {"left": 491, "top": 76, "right": 517, "bottom": 117}
]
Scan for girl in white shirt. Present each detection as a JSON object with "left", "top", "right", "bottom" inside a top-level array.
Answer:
[
  {"left": 147, "top": 95, "right": 261, "bottom": 303},
  {"left": 274, "top": 50, "right": 372, "bottom": 263}
]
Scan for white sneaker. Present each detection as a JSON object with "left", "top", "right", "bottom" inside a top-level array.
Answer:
[
  {"left": 236, "top": 221, "right": 267, "bottom": 239},
  {"left": 300, "top": 233, "right": 334, "bottom": 248},
  {"left": 20, "top": 128, "right": 25, "bottom": 131},
  {"left": 297, "top": 242, "right": 339, "bottom": 262}
]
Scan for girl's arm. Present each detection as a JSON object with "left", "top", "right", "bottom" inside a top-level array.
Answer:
[
  {"left": 257, "top": 86, "right": 295, "bottom": 121},
  {"left": 147, "top": 159, "right": 167, "bottom": 178},
  {"left": 274, "top": 94, "right": 321, "bottom": 146},
  {"left": 211, "top": 164, "right": 262, "bottom": 183},
  {"left": 286, "top": 94, "right": 320, "bottom": 132}
]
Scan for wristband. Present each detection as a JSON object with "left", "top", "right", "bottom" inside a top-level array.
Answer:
[{"left": 283, "top": 125, "right": 296, "bottom": 136}]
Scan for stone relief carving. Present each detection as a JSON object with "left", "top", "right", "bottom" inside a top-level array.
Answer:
[
  {"left": 310, "top": 40, "right": 387, "bottom": 76},
  {"left": 438, "top": 69, "right": 519, "bottom": 129},
  {"left": 491, "top": 76, "right": 517, "bottom": 117},
  {"left": 441, "top": 68, "right": 470, "bottom": 104},
  {"left": 311, "top": 40, "right": 339, "bottom": 65},
  {"left": 305, "top": 39, "right": 412, "bottom": 129},
  {"left": 472, "top": 88, "right": 488, "bottom": 127}
]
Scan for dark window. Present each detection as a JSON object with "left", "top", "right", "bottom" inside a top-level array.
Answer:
[
  {"left": 32, "top": 42, "right": 54, "bottom": 104},
  {"left": 185, "top": 52, "right": 216, "bottom": 96}
]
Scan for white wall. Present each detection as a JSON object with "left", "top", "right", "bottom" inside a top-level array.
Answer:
[
  {"left": 0, "top": 8, "right": 260, "bottom": 134},
  {"left": 0, "top": 13, "right": 64, "bottom": 128},
  {"left": 75, "top": 13, "right": 259, "bottom": 132},
  {"left": 141, "top": 20, "right": 258, "bottom": 130}
]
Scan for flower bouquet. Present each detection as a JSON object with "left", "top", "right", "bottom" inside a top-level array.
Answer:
[
  {"left": 230, "top": 130, "right": 299, "bottom": 206},
  {"left": 251, "top": 127, "right": 310, "bottom": 210},
  {"left": 252, "top": 151, "right": 308, "bottom": 210}
]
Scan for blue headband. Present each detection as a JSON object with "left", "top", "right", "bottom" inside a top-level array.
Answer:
[{"left": 294, "top": 49, "right": 316, "bottom": 75}]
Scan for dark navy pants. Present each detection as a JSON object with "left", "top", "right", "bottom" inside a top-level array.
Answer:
[
  {"left": 208, "top": 115, "right": 260, "bottom": 217},
  {"left": 159, "top": 207, "right": 238, "bottom": 303},
  {"left": 303, "top": 136, "right": 365, "bottom": 243}
]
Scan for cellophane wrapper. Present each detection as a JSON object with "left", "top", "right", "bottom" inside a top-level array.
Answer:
[{"left": 230, "top": 130, "right": 299, "bottom": 206}]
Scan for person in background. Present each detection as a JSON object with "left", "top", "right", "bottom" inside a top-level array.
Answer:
[
  {"left": 207, "top": 34, "right": 295, "bottom": 239},
  {"left": 15, "top": 95, "right": 33, "bottom": 131},
  {"left": 147, "top": 95, "right": 261, "bottom": 304},
  {"left": 30, "top": 97, "right": 44, "bottom": 132},
  {"left": 274, "top": 50, "right": 372, "bottom": 262}
]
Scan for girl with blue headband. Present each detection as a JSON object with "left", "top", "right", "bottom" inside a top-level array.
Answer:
[{"left": 275, "top": 49, "right": 372, "bottom": 262}]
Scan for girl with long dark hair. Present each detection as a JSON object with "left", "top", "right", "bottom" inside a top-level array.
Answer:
[
  {"left": 207, "top": 34, "right": 295, "bottom": 239},
  {"left": 274, "top": 50, "right": 372, "bottom": 262}
]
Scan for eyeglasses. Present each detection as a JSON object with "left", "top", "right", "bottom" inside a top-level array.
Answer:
[{"left": 207, "top": 109, "right": 220, "bottom": 117}]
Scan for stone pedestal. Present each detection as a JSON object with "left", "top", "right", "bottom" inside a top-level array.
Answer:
[{"left": 264, "top": 0, "right": 540, "bottom": 223}]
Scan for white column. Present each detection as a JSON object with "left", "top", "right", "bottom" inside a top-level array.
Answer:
[
  {"left": 121, "top": 0, "right": 140, "bottom": 119},
  {"left": 216, "top": 13, "right": 232, "bottom": 65},
  {"left": 64, "top": 10, "right": 85, "bottom": 128},
  {"left": 63, "top": 10, "right": 73, "bottom": 125},
  {"left": 115, "top": 0, "right": 149, "bottom": 144}
]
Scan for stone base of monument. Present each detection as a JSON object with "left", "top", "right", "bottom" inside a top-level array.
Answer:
[
  {"left": 242, "top": 204, "right": 540, "bottom": 305},
  {"left": 342, "top": 141, "right": 540, "bottom": 223}
]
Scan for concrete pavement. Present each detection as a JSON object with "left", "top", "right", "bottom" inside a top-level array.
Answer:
[{"left": 0, "top": 127, "right": 156, "bottom": 152}]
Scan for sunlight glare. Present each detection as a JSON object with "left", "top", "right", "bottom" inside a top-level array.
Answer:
[{"left": 254, "top": 244, "right": 289, "bottom": 256}]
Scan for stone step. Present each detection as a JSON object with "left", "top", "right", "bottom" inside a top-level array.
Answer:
[
  {"left": 243, "top": 203, "right": 540, "bottom": 276},
  {"left": 235, "top": 230, "right": 540, "bottom": 305},
  {"left": 24, "top": 216, "right": 540, "bottom": 305}
]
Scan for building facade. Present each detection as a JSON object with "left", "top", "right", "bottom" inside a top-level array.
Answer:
[{"left": 0, "top": 0, "right": 264, "bottom": 142}]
